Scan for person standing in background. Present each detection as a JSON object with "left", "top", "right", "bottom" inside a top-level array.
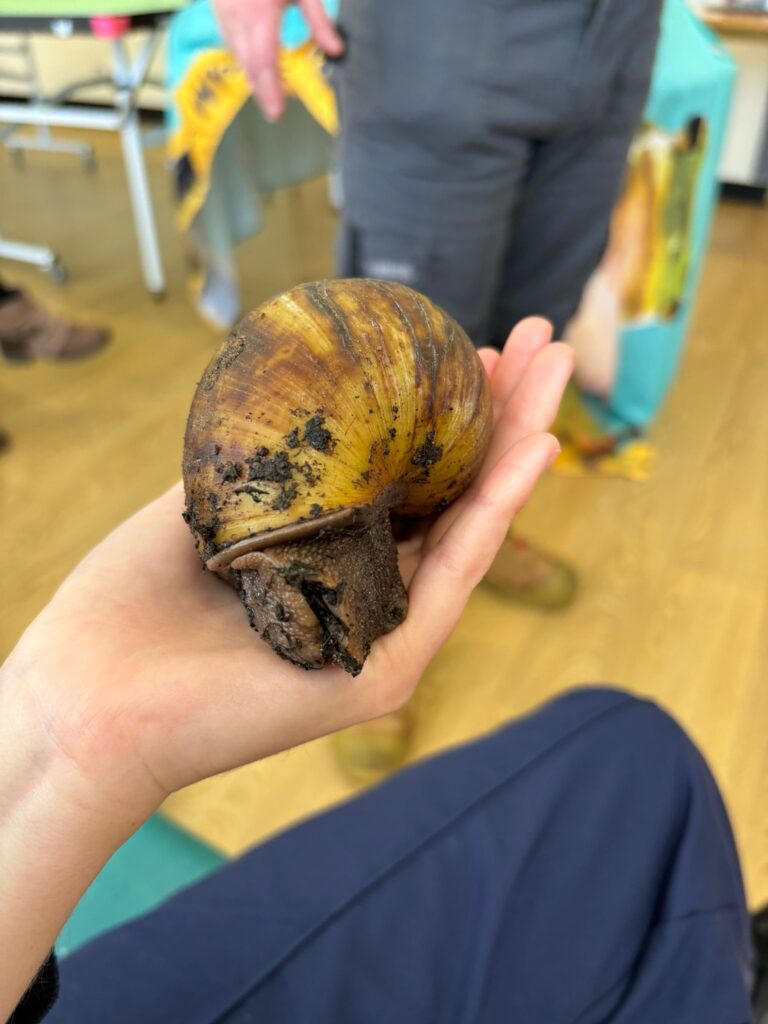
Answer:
[
  {"left": 211, "top": 0, "right": 660, "bottom": 347},
  {"left": 212, "top": 0, "right": 661, "bottom": 776}
]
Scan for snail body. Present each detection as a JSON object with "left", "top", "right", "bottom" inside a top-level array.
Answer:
[{"left": 183, "top": 279, "right": 492, "bottom": 675}]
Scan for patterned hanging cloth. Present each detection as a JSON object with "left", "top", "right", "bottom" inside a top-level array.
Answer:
[
  {"left": 166, "top": 0, "right": 339, "bottom": 328},
  {"left": 558, "top": 0, "right": 734, "bottom": 480}
]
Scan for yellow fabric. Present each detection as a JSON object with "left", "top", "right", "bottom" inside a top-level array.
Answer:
[
  {"left": 552, "top": 383, "right": 655, "bottom": 482},
  {"left": 613, "top": 120, "right": 708, "bottom": 324},
  {"left": 168, "top": 43, "right": 338, "bottom": 231},
  {"left": 553, "top": 440, "right": 655, "bottom": 482},
  {"left": 280, "top": 44, "right": 339, "bottom": 136}
]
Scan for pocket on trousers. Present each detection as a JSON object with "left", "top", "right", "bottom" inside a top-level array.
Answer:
[{"left": 351, "top": 227, "right": 430, "bottom": 291}]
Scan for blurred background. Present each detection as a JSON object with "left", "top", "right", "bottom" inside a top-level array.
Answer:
[{"left": 0, "top": 0, "right": 766, "bottom": 962}]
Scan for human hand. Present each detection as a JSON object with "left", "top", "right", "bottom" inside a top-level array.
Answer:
[
  {"left": 212, "top": 0, "right": 344, "bottom": 122},
  {"left": 1, "top": 318, "right": 571, "bottom": 828}
]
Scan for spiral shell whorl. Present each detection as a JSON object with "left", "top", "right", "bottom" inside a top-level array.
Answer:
[{"left": 183, "top": 279, "right": 491, "bottom": 566}]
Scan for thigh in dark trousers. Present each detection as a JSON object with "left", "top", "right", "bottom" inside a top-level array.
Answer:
[{"left": 50, "top": 689, "right": 751, "bottom": 1023}]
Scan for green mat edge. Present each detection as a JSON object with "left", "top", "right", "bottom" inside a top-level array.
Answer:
[{"left": 57, "top": 812, "right": 226, "bottom": 957}]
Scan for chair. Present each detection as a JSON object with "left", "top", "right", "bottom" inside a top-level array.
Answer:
[
  {"left": 0, "top": 4, "right": 186, "bottom": 295},
  {"left": 0, "top": 33, "right": 95, "bottom": 166}
]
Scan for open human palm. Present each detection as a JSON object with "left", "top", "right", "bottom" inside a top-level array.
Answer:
[{"left": 4, "top": 318, "right": 572, "bottom": 817}]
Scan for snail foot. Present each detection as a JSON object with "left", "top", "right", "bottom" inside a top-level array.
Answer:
[{"left": 232, "top": 505, "right": 407, "bottom": 675}]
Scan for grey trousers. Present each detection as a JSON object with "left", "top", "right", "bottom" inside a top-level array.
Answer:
[{"left": 334, "top": 0, "right": 661, "bottom": 345}]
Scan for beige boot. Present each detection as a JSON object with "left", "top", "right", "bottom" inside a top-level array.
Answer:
[
  {"left": 482, "top": 532, "right": 577, "bottom": 609},
  {"left": 0, "top": 291, "right": 109, "bottom": 362},
  {"left": 332, "top": 708, "right": 412, "bottom": 785}
]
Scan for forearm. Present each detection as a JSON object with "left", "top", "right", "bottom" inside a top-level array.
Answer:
[{"left": 0, "top": 676, "right": 143, "bottom": 1020}]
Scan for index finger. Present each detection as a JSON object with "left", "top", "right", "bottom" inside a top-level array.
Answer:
[
  {"left": 490, "top": 317, "right": 553, "bottom": 419},
  {"left": 243, "top": 13, "right": 284, "bottom": 121}
]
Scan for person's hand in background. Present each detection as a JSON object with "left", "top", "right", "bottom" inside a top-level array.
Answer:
[
  {"left": 212, "top": 0, "right": 344, "bottom": 122},
  {"left": 0, "top": 318, "right": 571, "bottom": 1017}
]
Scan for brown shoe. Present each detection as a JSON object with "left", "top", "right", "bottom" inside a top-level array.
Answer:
[
  {"left": 0, "top": 292, "right": 109, "bottom": 362},
  {"left": 482, "top": 532, "right": 577, "bottom": 610},
  {"left": 332, "top": 709, "right": 412, "bottom": 785}
]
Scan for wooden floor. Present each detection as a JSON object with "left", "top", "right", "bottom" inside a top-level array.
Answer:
[{"left": 2, "top": 132, "right": 767, "bottom": 907}]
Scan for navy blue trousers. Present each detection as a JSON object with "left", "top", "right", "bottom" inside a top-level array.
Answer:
[{"left": 50, "top": 689, "right": 752, "bottom": 1022}]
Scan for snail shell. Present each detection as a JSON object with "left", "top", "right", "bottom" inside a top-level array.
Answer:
[{"left": 183, "top": 279, "right": 492, "bottom": 675}]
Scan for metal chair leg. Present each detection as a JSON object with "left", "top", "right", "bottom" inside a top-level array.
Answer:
[
  {"left": 111, "top": 34, "right": 165, "bottom": 298},
  {"left": 0, "top": 235, "right": 67, "bottom": 282},
  {"left": 119, "top": 109, "right": 165, "bottom": 297}
]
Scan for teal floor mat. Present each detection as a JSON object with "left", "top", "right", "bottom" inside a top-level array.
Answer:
[{"left": 57, "top": 813, "right": 226, "bottom": 957}]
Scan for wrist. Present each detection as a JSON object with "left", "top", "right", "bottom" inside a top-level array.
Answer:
[
  {"left": 0, "top": 657, "right": 159, "bottom": 846},
  {"left": 0, "top": 661, "right": 154, "bottom": 1018}
]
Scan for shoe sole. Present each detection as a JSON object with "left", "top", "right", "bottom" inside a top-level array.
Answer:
[
  {"left": 0, "top": 335, "right": 110, "bottom": 364},
  {"left": 0, "top": 340, "right": 33, "bottom": 363}
]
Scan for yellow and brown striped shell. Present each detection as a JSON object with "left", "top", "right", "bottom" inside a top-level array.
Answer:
[{"left": 183, "top": 279, "right": 492, "bottom": 674}]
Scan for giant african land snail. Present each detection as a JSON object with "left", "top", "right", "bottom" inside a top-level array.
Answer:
[{"left": 183, "top": 279, "right": 492, "bottom": 675}]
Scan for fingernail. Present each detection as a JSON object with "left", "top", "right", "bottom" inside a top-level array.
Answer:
[{"left": 546, "top": 445, "right": 561, "bottom": 468}]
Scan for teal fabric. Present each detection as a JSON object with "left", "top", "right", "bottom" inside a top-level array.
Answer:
[
  {"left": 604, "top": 0, "right": 735, "bottom": 431},
  {"left": 57, "top": 814, "right": 224, "bottom": 957},
  {"left": 282, "top": 0, "right": 339, "bottom": 49}
]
